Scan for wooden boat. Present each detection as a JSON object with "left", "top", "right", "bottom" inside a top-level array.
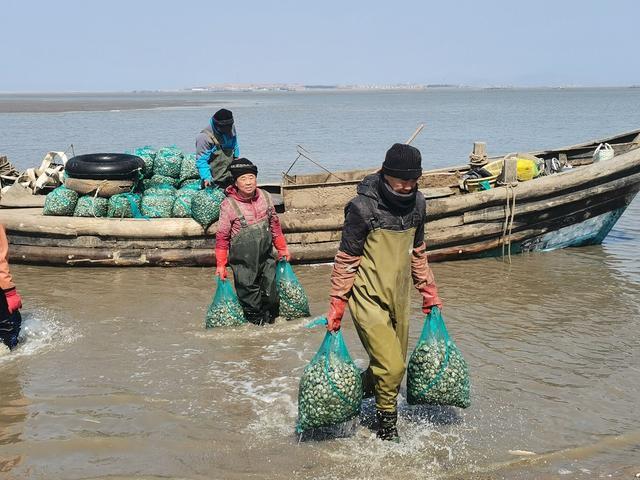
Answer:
[{"left": 2, "top": 129, "right": 639, "bottom": 266}]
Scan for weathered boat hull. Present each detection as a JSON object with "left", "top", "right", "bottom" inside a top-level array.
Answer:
[{"left": 3, "top": 130, "right": 640, "bottom": 266}]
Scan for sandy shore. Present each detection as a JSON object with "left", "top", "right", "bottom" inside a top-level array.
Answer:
[{"left": 0, "top": 93, "right": 223, "bottom": 113}]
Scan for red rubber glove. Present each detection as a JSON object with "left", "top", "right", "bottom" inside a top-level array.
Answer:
[
  {"left": 420, "top": 284, "right": 443, "bottom": 314},
  {"left": 278, "top": 248, "right": 291, "bottom": 262},
  {"left": 327, "top": 297, "right": 347, "bottom": 332},
  {"left": 4, "top": 288, "right": 22, "bottom": 313},
  {"left": 273, "top": 235, "right": 291, "bottom": 262},
  {"left": 215, "top": 249, "right": 228, "bottom": 280}
]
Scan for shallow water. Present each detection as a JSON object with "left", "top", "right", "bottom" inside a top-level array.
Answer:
[
  {"left": 1, "top": 238, "right": 639, "bottom": 479},
  {"left": 1, "top": 89, "right": 640, "bottom": 479}
]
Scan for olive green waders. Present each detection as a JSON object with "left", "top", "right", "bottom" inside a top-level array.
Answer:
[
  {"left": 348, "top": 227, "right": 415, "bottom": 412},
  {"left": 227, "top": 195, "right": 278, "bottom": 325},
  {"left": 206, "top": 132, "right": 235, "bottom": 188}
]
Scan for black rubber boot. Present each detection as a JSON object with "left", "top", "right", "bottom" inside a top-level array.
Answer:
[
  {"left": 376, "top": 409, "right": 399, "bottom": 442},
  {"left": 361, "top": 369, "right": 375, "bottom": 399},
  {"left": 0, "top": 312, "right": 21, "bottom": 350},
  {"left": 245, "top": 311, "right": 265, "bottom": 326}
]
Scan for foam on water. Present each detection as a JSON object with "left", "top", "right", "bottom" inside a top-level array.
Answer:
[
  {"left": 191, "top": 315, "right": 312, "bottom": 341},
  {"left": 0, "top": 309, "right": 78, "bottom": 364}
]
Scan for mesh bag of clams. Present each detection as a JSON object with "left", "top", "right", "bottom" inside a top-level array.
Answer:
[
  {"left": 153, "top": 146, "right": 183, "bottom": 179},
  {"left": 73, "top": 195, "right": 108, "bottom": 217},
  {"left": 144, "top": 183, "right": 177, "bottom": 197},
  {"left": 141, "top": 192, "right": 175, "bottom": 218},
  {"left": 191, "top": 186, "right": 226, "bottom": 228},
  {"left": 107, "top": 193, "right": 143, "bottom": 218},
  {"left": 275, "top": 259, "right": 309, "bottom": 320},
  {"left": 205, "top": 278, "right": 247, "bottom": 328},
  {"left": 179, "top": 153, "right": 200, "bottom": 184},
  {"left": 143, "top": 174, "right": 179, "bottom": 190},
  {"left": 133, "top": 146, "right": 156, "bottom": 179},
  {"left": 407, "top": 307, "right": 470, "bottom": 408},
  {"left": 43, "top": 185, "right": 79, "bottom": 216},
  {"left": 296, "top": 323, "right": 363, "bottom": 433},
  {"left": 172, "top": 183, "right": 200, "bottom": 218}
]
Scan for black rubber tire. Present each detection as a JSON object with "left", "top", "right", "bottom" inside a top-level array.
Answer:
[{"left": 65, "top": 153, "right": 144, "bottom": 180}]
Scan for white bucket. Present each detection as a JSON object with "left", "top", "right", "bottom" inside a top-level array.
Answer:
[{"left": 593, "top": 143, "right": 614, "bottom": 162}]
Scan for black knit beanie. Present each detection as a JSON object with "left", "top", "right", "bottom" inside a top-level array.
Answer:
[
  {"left": 229, "top": 158, "right": 258, "bottom": 180},
  {"left": 381, "top": 143, "right": 422, "bottom": 180},
  {"left": 213, "top": 108, "right": 234, "bottom": 133}
]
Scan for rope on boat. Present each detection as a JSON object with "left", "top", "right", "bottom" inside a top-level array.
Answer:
[{"left": 500, "top": 183, "right": 517, "bottom": 263}]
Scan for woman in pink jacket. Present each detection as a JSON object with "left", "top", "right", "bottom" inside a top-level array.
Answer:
[
  {"left": 0, "top": 225, "right": 22, "bottom": 351},
  {"left": 215, "top": 158, "right": 290, "bottom": 325}
]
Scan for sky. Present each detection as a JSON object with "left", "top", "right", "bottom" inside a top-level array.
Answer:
[{"left": 2, "top": 0, "right": 639, "bottom": 92}]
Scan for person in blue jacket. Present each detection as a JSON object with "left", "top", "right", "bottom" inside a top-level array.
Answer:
[{"left": 195, "top": 108, "right": 240, "bottom": 188}]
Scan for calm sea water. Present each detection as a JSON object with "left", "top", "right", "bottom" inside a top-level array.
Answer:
[{"left": 1, "top": 89, "right": 639, "bottom": 480}]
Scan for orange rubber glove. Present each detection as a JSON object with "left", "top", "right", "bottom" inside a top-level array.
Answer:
[
  {"left": 4, "top": 288, "right": 22, "bottom": 313},
  {"left": 327, "top": 297, "right": 347, "bottom": 332},
  {"left": 215, "top": 249, "right": 228, "bottom": 280},
  {"left": 420, "top": 284, "right": 443, "bottom": 314}
]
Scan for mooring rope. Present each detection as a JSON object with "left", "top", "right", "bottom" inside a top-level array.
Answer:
[{"left": 501, "top": 183, "right": 517, "bottom": 263}]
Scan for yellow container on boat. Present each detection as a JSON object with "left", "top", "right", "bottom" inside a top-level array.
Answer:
[{"left": 484, "top": 157, "right": 540, "bottom": 182}]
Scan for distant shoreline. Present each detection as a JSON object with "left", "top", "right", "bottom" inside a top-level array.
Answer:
[{"left": 0, "top": 86, "right": 637, "bottom": 114}]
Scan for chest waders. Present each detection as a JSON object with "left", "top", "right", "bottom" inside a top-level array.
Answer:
[
  {"left": 227, "top": 193, "right": 278, "bottom": 325},
  {"left": 348, "top": 226, "right": 415, "bottom": 412},
  {"left": 206, "top": 131, "right": 235, "bottom": 188}
]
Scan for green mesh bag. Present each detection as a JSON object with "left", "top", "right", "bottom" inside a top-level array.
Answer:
[
  {"left": 107, "top": 193, "right": 143, "bottom": 218},
  {"left": 133, "top": 146, "right": 156, "bottom": 179},
  {"left": 205, "top": 278, "right": 247, "bottom": 328},
  {"left": 172, "top": 183, "right": 200, "bottom": 218},
  {"left": 180, "top": 178, "right": 201, "bottom": 189},
  {"left": 276, "top": 259, "right": 310, "bottom": 320},
  {"left": 43, "top": 185, "right": 78, "bottom": 216},
  {"left": 73, "top": 195, "right": 108, "bottom": 217},
  {"left": 144, "top": 183, "right": 177, "bottom": 197},
  {"left": 153, "top": 146, "right": 183, "bottom": 178},
  {"left": 141, "top": 193, "right": 175, "bottom": 218},
  {"left": 407, "top": 307, "right": 470, "bottom": 408},
  {"left": 191, "top": 186, "right": 226, "bottom": 228},
  {"left": 144, "top": 174, "right": 179, "bottom": 190},
  {"left": 297, "top": 322, "right": 363, "bottom": 433},
  {"left": 179, "top": 153, "right": 200, "bottom": 184}
]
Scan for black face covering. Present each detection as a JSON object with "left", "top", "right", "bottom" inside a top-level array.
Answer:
[
  {"left": 215, "top": 121, "right": 234, "bottom": 135},
  {"left": 378, "top": 174, "right": 417, "bottom": 215}
]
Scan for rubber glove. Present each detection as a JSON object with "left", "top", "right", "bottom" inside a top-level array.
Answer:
[
  {"left": 273, "top": 235, "right": 291, "bottom": 262},
  {"left": 327, "top": 297, "right": 347, "bottom": 332},
  {"left": 420, "top": 284, "right": 443, "bottom": 314},
  {"left": 215, "top": 249, "right": 228, "bottom": 280},
  {"left": 4, "top": 288, "right": 22, "bottom": 313},
  {"left": 278, "top": 248, "right": 291, "bottom": 262}
]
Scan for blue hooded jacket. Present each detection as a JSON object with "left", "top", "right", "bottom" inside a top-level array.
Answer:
[{"left": 195, "top": 117, "right": 240, "bottom": 181}]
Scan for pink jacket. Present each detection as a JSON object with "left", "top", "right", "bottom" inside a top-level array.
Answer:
[{"left": 215, "top": 186, "right": 286, "bottom": 252}]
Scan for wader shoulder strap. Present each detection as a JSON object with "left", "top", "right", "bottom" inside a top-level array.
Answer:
[
  {"left": 202, "top": 129, "right": 222, "bottom": 149},
  {"left": 258, "top": 189, "right": 274, "bottom": 219},
  {"left": 227, "top": 197, "right": 248, "bottom": 227}
]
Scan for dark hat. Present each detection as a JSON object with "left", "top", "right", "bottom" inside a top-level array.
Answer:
[
  {"left": 381, "top": 143, "right": 422, "bottom": 180},
  {"left": 229, "top": 158, "right": 258, "bottom": 180},
  {"left": 212, "top": 108, "right": 234, "bottom": 133},
  {"left": 213, "top": 108, "right": 233, "bottom": 124}
]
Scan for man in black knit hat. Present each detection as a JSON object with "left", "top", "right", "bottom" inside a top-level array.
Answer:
[
  {"left": 195, "top": 108, "right": 240, "bottom": 188},
  {"left": 325, "top": 143, "right": 442, "bottom": 441}
]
